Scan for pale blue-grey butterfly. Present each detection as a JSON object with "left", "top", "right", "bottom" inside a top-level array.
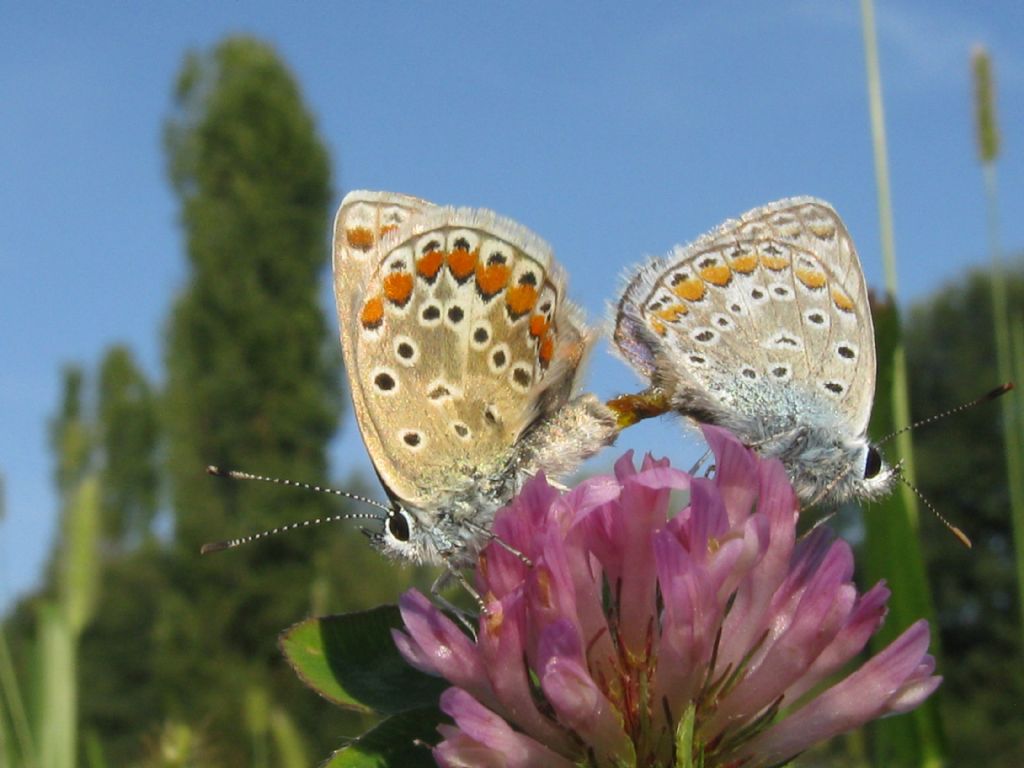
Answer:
[
  {"left": 612, "top": 197, "right": 897, "bottom": 508},
  {"left": 205, "top": 191, "right": 620, "bottom": 574}
]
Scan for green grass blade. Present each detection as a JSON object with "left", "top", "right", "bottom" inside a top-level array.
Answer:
[
  {"left": 975, "top": 67, "right": 1024, "bottom": 648},
  {"left": 971, "top": 47, "right": 1001, "bottom": 164},
  {"left": 972, "top": 38, "right": 1024, "bottom": 654},
  {"left": 83, "top": 730, "right": 108, "bottom": 768},
  {"left": 973, "top": 39, "right": 1024, "bottom": 658},
  {"left": 269, "top": 708, "right": 309, "bottom": 768},
  {"left": 860, "top": 1, "right": 945, "bottom": 765},
  {"left": 863, "top": 303, "right": 945, "bottom": 768},
  {"left": 61, "top": 475, "right": 101, "bottom": 636},
  {"left": 1008, "top": 315, "right": 1024, "bottom": 649},
  {"left": 0, "top": 627, "right": 35, "bottom": 768},
  {"left": 36, "top": 603, "right": 75, "bottom": 768},
  {"left": 245, "top": 686, "right": 269, "bottom": 768}
]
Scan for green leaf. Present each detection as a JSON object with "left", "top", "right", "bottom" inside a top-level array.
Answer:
[
  {"left": 324, "top": 707, "right": 443, "bottom": 768},
  {"left": 280, "top": 605, "right": 447, "bottom": 714}
]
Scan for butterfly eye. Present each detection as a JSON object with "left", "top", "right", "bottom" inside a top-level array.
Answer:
[
  {"left": 864, "top": 446, "right": 883, "bottom": 479},
  {"left": 387, "top": 510, "right": 411, "bottom": 542}
]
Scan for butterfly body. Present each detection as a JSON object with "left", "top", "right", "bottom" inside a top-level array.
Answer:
[
  {"left": 335, "top": 191, "right": 618, "bottom": 566},
  {"left": 613, "top": 197, "right": 896, "bottom": 506}
]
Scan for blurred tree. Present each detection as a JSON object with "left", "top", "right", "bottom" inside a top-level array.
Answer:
[
  {"left": 77, "top": 542, "right": 172, "bottom": 763},
  {"left": 97, "top": 345, "right": 159, "bottom": 549},
  {"left": 6, "top": 34, "right": 433, "bottom": 766},
  {"left": 155, "top": 35, "right": 430, "bottom": 764},
  {"left": 159, "top": 35, "right": 339, "bottom": 765},
  {"left": 163, "top": 35, "right": 339, "bottom": 549},
  {"left": 904, "top": 261, "right": 1024, "bottom": 767}
]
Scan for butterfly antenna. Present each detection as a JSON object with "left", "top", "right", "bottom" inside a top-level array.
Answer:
[
  {"left": 878, "top": 382, "right": 1013, "bottom": 445},
  {"left": 201, "top": 466, "right": 390, "bottom": 554},
  {"left": 893, "top": 465, "right": 972, "bottom": 549}
]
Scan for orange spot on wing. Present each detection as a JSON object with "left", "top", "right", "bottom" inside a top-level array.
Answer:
[
  {"left": 475, "top": 262, "right": 511, "bottom": 298},
  {"left": 529, "top": 314, "right": 549, "bottom": 338},
  {"left": 649, "top": 318, "right": 667, "bottom": 336},
  {"left": 809, "top": 222, "right": 836, "bottom": 239},
  {"left": 346, "top": 227, "right": 374, "bottom": 251},
  {"left": 655, "top": 304, "right": 688, "bottom": 323},
  {"left": 673, "top": 278, "right": 706, "bottom": 302},
  {"left": 416, "top": 249, "right": 445, "bottom": 281},
  {"left": 760, "top": 253, "right": 790, "bottom": 271},
  {"left": 506, "top": 284, "right": 538, "bottom": 317},
  {"left": 383, "top": 272, "right": 414, "bottom": 307},
  {"left": 378, "top": 224, "right": 398, "bottom": 238},
  {"left": 447, "top": 247, "right": 479, "bottom": 281},
  {"left": 730, "top": 253, "right": 758, "bottom": 274},
  {"left": 831, "top": 288, "right": 855, "bottom": 313},
  {"left": 699, "top": 264, "right": 732, "bottom": 286},
  {"left": 538, "top": 334, "right": 554, "bottom": 366},
  {"left": 795, "top": 268, "right": 827, "bottom": 290},
  {"left": 360, "top": 296, "right": 384, "bottom": 329}
]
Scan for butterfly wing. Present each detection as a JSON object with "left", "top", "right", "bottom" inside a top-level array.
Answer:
[
  {"left": 340, "top": 202, "right": 591, "bottom": 508},
  {"left": 614, "top": 198, "right": 875, "bottom": 441},
  {"left": 334, "top": 190, "right": 437, "bottom": 355}
]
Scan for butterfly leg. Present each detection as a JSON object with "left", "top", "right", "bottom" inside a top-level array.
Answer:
[
  {"left": 805, "top": 466, "right": 854, "bottom": 509},
  {"left": 689, "top": 446, "right": 713, "bottom": 476},
  {"left": 464, "top": 519, "right": 533, "bottom": 566},
  {"left": 746, "top": 424, "right": 809, "bottom": 452},
  {"left": 807, "top": 509, "right": 838, "bottom": 531},
  {"left": 430, "top": 569, "right": 482, "bottom": 636}
]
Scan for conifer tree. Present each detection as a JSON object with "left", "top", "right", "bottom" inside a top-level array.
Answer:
[{"left": 160, "top": 37, "right": 342, "bottom": 762}]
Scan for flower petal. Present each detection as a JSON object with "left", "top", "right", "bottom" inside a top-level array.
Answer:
[
  {"left": 397, "top": 590, "right": 498, "bottom": 711},
  {"left": 537, "top": 620, "right": 635, "bottom": 765},
  {"left": 784, "top": 581, "right": 890, "bottom": 702},
  {"left": 479, "top": 593, "right": 576, "bottom": 754},
  {"left": 740, "top": 620, "right": 940, "bottom": 765},
  {"left": 717, "top": 454, "right": 798, "bottom": 671},
  {"left": 701, "top": 425, "right": 759, "bottom": 527},
  {"left": 436, "top": 688, "right": 576, "bottom": 768}
]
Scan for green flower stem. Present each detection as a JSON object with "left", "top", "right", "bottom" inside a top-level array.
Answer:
[{"left": 860, "top": 1, "right": 945, "bottom": 765}]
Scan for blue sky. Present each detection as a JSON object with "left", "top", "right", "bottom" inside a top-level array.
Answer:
[{"left": 2, "top": 2, "right": 1023, "bottom": 611}]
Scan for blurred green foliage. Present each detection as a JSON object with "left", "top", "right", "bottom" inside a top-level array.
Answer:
[
  {"left": 904, "top": 265, "right": 1024, "bottom": 767},
  {"left": 97, "top": 346, "right": 160, "bottom": 549},
  {"left": 861, "top": 298, "right": 944, "bottom": 767},
  {"left": 859, "top": 3, "right": 943, "bottom": 762},
  {"left": 3, "top": 36, "right": 433, "bottom": 766},
  {"left": 2, "top": 367, "right": 103, "bottom": 768},
  {"left": 971, "top": 47, "right": 1024, "bottom": 659}
]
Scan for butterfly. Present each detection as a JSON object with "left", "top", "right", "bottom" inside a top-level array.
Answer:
[
  {"left": 333, "top": 191, "right": 619, "bottom": 567},
  {"left": 610, "top": 197, "right": 897, "bottom": 507}
]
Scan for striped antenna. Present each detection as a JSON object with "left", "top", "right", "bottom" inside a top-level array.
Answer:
[
  {"left": 200, "top": 466, "right": 390, "bottom": 554},
  {"left": 895, "top": 467, "right": 972, "bottom": 549},
  {"left": 878, "top": 382, "right": 1013, "bottom": 445}
]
